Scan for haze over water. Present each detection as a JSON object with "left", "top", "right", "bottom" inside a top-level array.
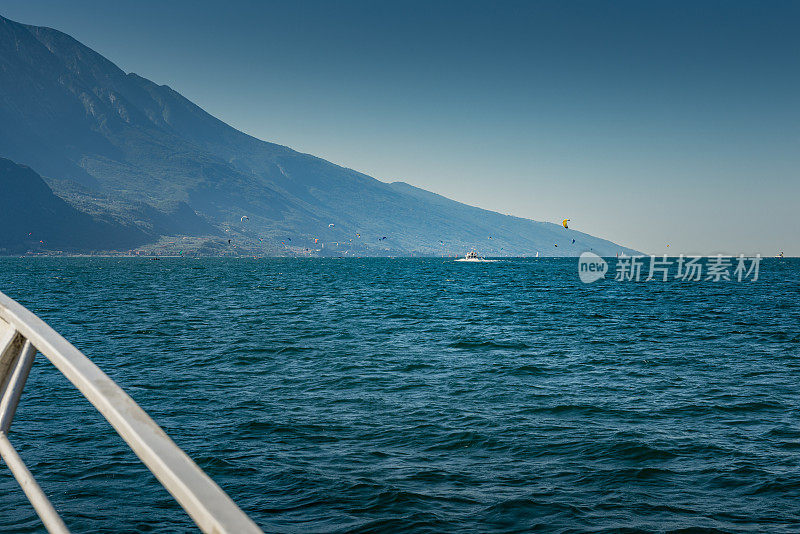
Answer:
[{"left": 1, "top": 258, "right": 799, "bottom": 532}]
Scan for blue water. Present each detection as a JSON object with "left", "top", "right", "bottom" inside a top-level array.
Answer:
[{"left": 0, "top": 258, "right": 799, "bottom": 533}]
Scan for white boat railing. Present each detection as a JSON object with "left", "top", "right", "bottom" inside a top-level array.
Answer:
[{"left": 0, "top": 290, "right": 262, "bottom": 534}]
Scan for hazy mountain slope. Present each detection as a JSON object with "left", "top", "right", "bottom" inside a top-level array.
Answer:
[
  {"left": 387, "top": 182, "right": 623, "bottom": 255},
  {"left": 0, "top": 14, "right": 637, "bottom": 256},
  {"left": 0, "top": 158, "right": 148, "bottom": 253}
]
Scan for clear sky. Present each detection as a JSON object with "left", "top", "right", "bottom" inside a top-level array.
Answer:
[{"left": 2, "top": 0, "right": 798, "bottom": 255}]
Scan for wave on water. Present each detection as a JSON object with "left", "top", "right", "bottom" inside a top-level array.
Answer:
[{"left": 1, "top": 258, "right": 799, "bottom": 532}]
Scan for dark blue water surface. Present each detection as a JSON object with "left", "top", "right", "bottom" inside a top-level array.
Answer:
[{"left": 0, "top": 258, "right": 799, "bottom": 533}]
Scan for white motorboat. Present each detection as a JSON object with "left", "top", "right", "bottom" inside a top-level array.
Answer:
[{"left": 455, "top": 250, "right": 495, "bottom": 262}]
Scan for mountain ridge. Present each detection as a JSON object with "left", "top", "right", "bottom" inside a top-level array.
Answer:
[
  {"left": 0, "top": 157, "right": 148, "bottom": 253},
  {"left": 0, "top": 14, "right": 639, "bottom": 257}
]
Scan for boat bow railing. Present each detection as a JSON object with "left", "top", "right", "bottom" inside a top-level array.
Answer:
[{"left": 0, "top": 290, "right": 262, "bottom": 533}]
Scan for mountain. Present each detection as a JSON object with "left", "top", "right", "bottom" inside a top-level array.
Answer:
[
  {"left": 0, "top": 14, "right": 638, "bottom": 256},
  {"left": 0, "top": 158, "right": 147, "bottom": 253}
]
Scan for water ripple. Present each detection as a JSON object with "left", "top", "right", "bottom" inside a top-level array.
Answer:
[{"left": 0, "top": 257, "right": 798, "bottom": 532}]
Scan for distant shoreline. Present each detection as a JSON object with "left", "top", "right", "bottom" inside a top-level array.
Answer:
[{"left": 0, "top": 254, "right": 792, "bottom": 259}]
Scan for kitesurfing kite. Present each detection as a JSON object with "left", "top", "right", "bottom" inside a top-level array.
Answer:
[
  {"left": 328, "top": 223, "right": 335, "bottom": 228},
  {"left": 562, "top": 219, "right": 570, "bottom": 229},
  {"left": 241, "top": 215, "right": 249, "bottom": 222}
]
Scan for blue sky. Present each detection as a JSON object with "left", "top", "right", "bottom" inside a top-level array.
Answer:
[{"left": 2, "top": 0, "right": 798, "bottom": 255}]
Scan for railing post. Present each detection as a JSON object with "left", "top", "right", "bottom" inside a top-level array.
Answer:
[
  {"left": 0, "top": 329, "right": 69, "bottom": 533},
  {"left": 0, "top": 340, "right": 37, "bottom": 433},
  {"left": 0, "top": 433, "right": 70, "bottom": 534},
  {"left": 0, "top": 324, "right": 20, "bottom": 389}
]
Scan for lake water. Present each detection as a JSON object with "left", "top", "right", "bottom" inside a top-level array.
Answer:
[{"left": 1, "top": 257, "right": 799, "bottom": 532}]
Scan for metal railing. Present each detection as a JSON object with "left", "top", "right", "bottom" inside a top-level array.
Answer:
[{"left": 0, "top": 290, "right": 262, "bottom": 533}]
